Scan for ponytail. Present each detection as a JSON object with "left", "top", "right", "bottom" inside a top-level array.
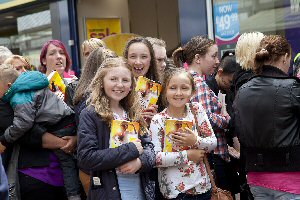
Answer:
[
  {"left": 172, "top": 47, "right": 185, "bottom": 68},
  {"left": 254, "top": 48, "right": 271, "bottom": 74}
]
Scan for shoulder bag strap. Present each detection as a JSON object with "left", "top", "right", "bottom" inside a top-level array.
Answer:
[{"left": 188, "top": 103, "right": 217, "bottom": 190}]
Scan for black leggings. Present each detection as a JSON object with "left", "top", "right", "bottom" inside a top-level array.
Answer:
[{"left": 19, "top": 172, "right": 67, "bottom": 200}]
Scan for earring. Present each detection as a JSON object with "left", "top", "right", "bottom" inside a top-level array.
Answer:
[{"left": 283, "top": 61, "right": 286, "bottom": 64}]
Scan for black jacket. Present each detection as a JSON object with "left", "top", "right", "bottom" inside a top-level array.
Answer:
[
  {"left": 234, "top": 65, "right": 300, "bottom": 172},
  {"left": 77, "top": 106, "right": 155, "bottom": 200}
]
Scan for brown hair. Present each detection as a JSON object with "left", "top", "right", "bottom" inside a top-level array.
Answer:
[
  {"left": 161, "top": 63, "right": 196, "bottom": 106},
  {"left": 73, "top": 47, "right": 117, "bottom": 105},
  {"left": 254, "top": 35, "right": 291, "bottom": 74},
  {"left": 123, "top": 37, "right": 160, "bottom": 82},
  {"left": 87, "top": 57, "right": 147, "bottom": 128},
  {"left": 172, "top": 35, "right": 215, "bottom": 67}
]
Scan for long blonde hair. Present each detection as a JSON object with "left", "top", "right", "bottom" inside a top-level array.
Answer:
[{"left": 87, "top": 57, "right": 147, "bottom": 128}]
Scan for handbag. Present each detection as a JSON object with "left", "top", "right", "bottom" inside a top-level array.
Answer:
[
  {"left": 79, "top": 170, "right": 90, "bottom": 195},
  {"left": 189, "top": 103, "right": 233, "bottom": 200}
]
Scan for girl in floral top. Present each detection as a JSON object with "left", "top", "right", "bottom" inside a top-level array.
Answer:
[{"left": 150, "top": 67, "right": 217, "bottom": 199}]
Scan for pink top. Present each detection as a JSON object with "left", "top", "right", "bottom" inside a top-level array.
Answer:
[{"left": 248, "top": 172, "right": 300, "bottom": 194}]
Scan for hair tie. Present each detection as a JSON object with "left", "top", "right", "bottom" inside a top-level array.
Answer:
[{"left": 261, "top": 48, "right": 267, "bottom": 52}]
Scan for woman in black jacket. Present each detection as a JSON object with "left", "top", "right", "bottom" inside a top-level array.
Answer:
[{"left": 234, "top": 35, "right": 300, "bottom": 199}]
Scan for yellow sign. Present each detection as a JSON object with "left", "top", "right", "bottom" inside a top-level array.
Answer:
[
  {"left": 85, "top": 18, "right": 121, "bottom": 40},
  {"left": 0, "top": 0, "right": 35, "bottom": 10},
  {"left": 102, "top": 33, "right": 139, "bottom": 56}
]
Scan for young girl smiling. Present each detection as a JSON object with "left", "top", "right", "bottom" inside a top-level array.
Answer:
[
  {"left": 150, "top": 66, "right": 217, "bottom": 199},
  {"left": 77, "top": 57, "right": 155, "bottom": 200}
]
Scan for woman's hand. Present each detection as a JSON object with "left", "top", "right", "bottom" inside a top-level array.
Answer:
[
  {"left": 132, "top": 139, "right": 143, "bottom": 155},
  {"left": 228, "top": 145, "right": 240, "bottom": 159},
  {"left": 118, "top": 158, "right": 142, "bottom": 174},
  {"left": 61, "top": 136, "right": 77, "bottom": 154},
  {"left": 171, "top": 127, "right": 197, "bottom": 147},
  {"left": 187, "top": 149, "right": 205, "bottom": 163},
  {"left": 0, "top": 142, "right": 6, "bottom": 153},
  {"left": 141, "top": 105, "right": 158, "bottom": 123}
]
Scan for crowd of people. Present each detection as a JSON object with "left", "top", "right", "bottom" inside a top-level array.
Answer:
[{"left": 0, "top": 32, "right": 299, "bottom": 200}]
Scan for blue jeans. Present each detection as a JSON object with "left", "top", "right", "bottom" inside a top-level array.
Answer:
[
  {"left": 250, "top": 185, "right": 300, "bottom": 200},
  {"left": 171, "top": 190, "right": 211, "bottom": 200}
]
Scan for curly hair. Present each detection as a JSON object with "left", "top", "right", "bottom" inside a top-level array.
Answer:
[
  {"left": 235, "top": 32, "right": 265, "bottom": 70},
  {"left": 87, "top": 57, "right": 148, "bottom": 128},
  {"left": 73, "top": 47, "right": 117, "bottom": 105},
  {"left": 254, "top": 35, "right": 291, "bottom": 74},
  {"left": 123, "top": 37, "right": 160, "bottom": 82},
  {"left": 172, "top": 35, "right": 215, "bottom": 67}
]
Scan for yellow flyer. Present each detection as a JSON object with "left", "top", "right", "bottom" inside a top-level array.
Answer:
[
  {"left": 135, "top": 76, "right": 162, "bottom": 109},
  {"left": 47, "top": 71, "right": 66, "bottom": 95},
  {"left": 164, "top": 119, "right": 193, "bottom": 152},
  {"left": 110, "top": 120, "right": 140, "bottom": 148}
]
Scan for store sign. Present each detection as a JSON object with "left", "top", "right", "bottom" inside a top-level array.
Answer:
[
  {"left": 85, "top": 18, "right": 121, "bottom": 39},
  {"left": 214, "top": 1, "right": 239, "bottom": 45}
]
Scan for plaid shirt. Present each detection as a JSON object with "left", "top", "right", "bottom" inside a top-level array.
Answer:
[{"left": 190, "top": 71, "right": 231, "bottom": 162}]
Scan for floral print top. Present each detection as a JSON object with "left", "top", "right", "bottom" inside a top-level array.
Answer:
[{"left": 149, "top": 102, "right": 217, "bottom": 199}]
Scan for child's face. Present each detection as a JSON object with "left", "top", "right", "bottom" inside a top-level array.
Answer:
[
  {"left": 0, "top": 81, "right": 10, "bottom": 99},
  {"left": 127, "top": 42, "right": 151, "bottom": 78},
  {"left": 103, "top": 66, "right": 132, "bottom": 106},
  {"left": 166, "top": 73, "right": 193, "bottom": 109}
]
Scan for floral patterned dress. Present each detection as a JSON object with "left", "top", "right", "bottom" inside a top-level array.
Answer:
[{"left": 149, "top": 102, "right": 217, "bottom": 199}]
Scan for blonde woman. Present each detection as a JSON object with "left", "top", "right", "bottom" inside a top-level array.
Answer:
[
  {"left": 233, "top": 32, "right": 265, "bottom": 91},
  {"left": 81, "top": 38, "right": 106, "bottom": 62},
  {"left": 4, "top": 55, "right": 31, "bottom": 74}
]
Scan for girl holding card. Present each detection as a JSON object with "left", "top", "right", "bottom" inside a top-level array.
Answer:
[
  {"left": 124, "top": 37, "right": 163, "bottom": 122},
  {"left": 150, "top": 66, "right": 217, "bottom": 199}
]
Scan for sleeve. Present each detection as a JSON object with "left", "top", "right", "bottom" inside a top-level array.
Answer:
[
  {"left": 137, "top": 135, "right": 155, "bottom": 172},
  {"left": 0, "top": 100, "right": 36, "bottom": 146},
  {"left": 191, "top": 103, "right": 217, "bottom": 152},
  {"left": 77, "top": 108, "right": 140, "bottom": 171},
  {"left": 149, "top": 115, "right": 189, "bottom": 168},
  {"left": 291, "top": 81, "right": 300, "bottom": 116},
  {"left": 191, "top": 80, "right": 230, "bottom": 129},
  {"left": 17, "top": 124, "right": 46, "bottom": 149}
]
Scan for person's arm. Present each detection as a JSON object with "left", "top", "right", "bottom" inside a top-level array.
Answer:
[
  {"left": 0, "top": 101, "right": 36, "bottom": 146},
  {"left": 136, "top": 135, "right": 155, "bottom": 172},
  {"left": 191, "top": 80, "right": 230, "bottom": 129},
  {"left": 77, "top": 108, "right": 140, "bottom": 171}
]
